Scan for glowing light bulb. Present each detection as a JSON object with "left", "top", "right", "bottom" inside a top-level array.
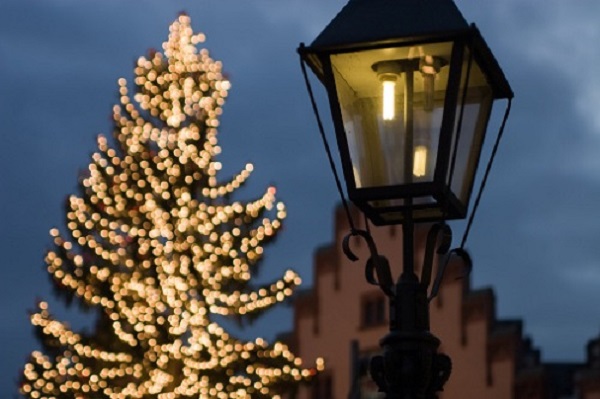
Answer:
[
  {"left": 413, "top": 145, "right": 427, "bottom": 177},
  {"left": 382, "top": 77, "right": 396, "bottom": 121}
]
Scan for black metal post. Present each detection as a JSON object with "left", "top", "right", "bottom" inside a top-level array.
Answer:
[
  {"left": 367, "top": 218, "right": 452, "bottom": 399},
  {"left": 369, "top": 69, "right": 451, "bottom": 399},
  {"left": 378, "top": 216, "right": 441, "bottom": 399}
]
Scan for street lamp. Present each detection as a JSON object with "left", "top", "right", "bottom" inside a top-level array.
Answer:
[{"left": 298, "top": 0, "right": 513, "bottom": 398}]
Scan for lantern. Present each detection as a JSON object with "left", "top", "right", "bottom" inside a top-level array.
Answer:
[{"left": 299, "top": 0, "right": 512, "bottom": 225}]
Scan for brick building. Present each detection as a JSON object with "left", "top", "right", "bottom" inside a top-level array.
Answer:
[{"left": 291, "top": 208, "right": 600, "bottom": 399}]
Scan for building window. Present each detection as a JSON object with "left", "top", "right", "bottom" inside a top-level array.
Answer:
[
  {"left": 361, "top": 294, "right": 387, "bottom": 328},
  {"left": 312, "top": 373, "right": 333, "bottom": 399}
]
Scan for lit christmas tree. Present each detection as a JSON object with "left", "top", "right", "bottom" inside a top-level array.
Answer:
[{"left": 21, "top": 14, "right": 322, "bottom": 399}]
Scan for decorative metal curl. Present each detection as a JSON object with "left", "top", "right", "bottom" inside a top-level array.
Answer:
[
  {"left": 343, "top": 229, "right": 394, "bottom": 297},
  {"left": 420, "top": 223, "right": 453, "bottom": 291},
  {"left": 428, "top": 247, "right": 473, "bottom": 302}
]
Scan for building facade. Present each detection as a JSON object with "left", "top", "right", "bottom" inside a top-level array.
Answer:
[{"left": 292, "top": 208, "right": 600, "bottom": 399}]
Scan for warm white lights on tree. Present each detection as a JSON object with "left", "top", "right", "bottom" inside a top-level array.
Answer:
[{"left": 21, "top": 14, "right": 322, "bottom": 399}]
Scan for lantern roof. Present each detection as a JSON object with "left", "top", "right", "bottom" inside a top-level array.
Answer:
[
  {"left": 310, "top": 0, "right": 469, "bottom": 50},
  {"left": 303, "top": 0, "right": 513, "bottom": 100}
]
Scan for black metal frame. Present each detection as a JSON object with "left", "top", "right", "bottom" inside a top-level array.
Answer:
[{"left": 299, "top": 26, "right": 511, "bottom": 226}]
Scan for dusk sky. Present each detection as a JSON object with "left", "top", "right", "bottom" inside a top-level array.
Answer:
[{"left": 2, "top": 0, "right": 600, "bottom": 396}]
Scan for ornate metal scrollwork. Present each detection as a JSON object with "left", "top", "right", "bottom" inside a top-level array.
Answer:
[
  {"left": 343, "top": 229, "right": 394, "bottom": 297},
  {"left": 342, "top": 223, "right": 472, "bottom": 300},
  {"left": 341, "top": 222, "right": 472, "bottom": 398}
]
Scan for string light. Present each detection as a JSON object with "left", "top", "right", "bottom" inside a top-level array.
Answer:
[{"left": 22, "top": 14, "right": 323, "bottom": 399}]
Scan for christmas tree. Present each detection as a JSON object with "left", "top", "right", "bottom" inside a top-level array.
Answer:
[{"left": 21, "top": 14, "right": 321, "bottom": 399}]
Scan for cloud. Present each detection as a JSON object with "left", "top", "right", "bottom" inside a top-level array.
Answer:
[
  {"left": 464, "top": 0, "right": 600, "bottom": 134},
  {"left": 563, "top": 263, "right": 600, "bottom": 287},
  {"left": 253, "top": 0, "right": 345, "bottom": 38}
]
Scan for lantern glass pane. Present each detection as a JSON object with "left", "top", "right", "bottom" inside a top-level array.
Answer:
[
  {"left": 330, "top": 42, "right": 453, "bottom": 191},
  {"left": 448, "top": 47, "right": 494, "bottom": 204}
]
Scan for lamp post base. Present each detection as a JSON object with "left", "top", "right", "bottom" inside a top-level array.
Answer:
[
  {"left": 369, "top": 269, "right": 452, "bottom": 399},
  {"left": 370, "top": 330, "right": 451, "bottom": 399}
]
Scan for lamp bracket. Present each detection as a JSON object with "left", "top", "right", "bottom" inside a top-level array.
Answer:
[
  {"left": 372, "top": 59, "right": 420, "bottom": 76},
  {"left": 372, "top": 56, "right": 448, "bottom": 77}
]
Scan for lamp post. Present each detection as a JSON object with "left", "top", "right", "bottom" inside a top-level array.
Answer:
[{"left": 298, "top": 0, "right": 513, "bottom": 397}]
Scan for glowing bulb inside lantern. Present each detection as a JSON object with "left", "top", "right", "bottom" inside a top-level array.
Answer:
[
  {"left": 382, "top": 78, "right": 396, "bottom": 121},
  {"left": 413, "top": 145, "right": 427, "bottom": 177}
]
